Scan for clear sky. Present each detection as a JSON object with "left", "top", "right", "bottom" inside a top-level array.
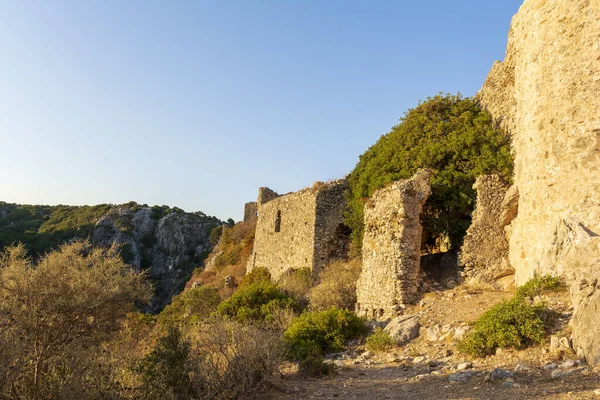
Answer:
[{"left": 0, "top": 0, "right": 523, "bottom": 221}]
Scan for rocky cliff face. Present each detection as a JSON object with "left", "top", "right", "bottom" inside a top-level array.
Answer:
[
  {"left": 91, "top": 205, "right": 219, "bottom": 311},
  {"left": 478, "top": 0, "right": 600, "bottom": 365},
  {"left": 478, "top": 0, "right": 600, "bottom": 285}
]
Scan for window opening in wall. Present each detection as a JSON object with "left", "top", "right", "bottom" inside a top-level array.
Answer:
[{"left": 275, "top": 210, "right": 281, "bottom": 232}]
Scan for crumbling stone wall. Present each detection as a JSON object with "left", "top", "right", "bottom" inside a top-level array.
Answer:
[
  {"left": 247, "top": 180, "right": 349, "bottom": 281},
  {"left": 257, "top": 187, "right": 279, "bottom": 206},
  {"left": 478, "top": 0, "right": 600, "bottom": 365},
  {"left": 243, "top": 202, "right": 257, "bottom": 222},
  {"left": 460, "top": 175, "right": 513, "bottom": 289},
  {"left": 356, "top": 170, "right": 431, "bottom": 319}
]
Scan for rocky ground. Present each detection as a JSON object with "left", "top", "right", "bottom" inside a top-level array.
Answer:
[{"left": 268, "top": 284, "right": 600, "bottom": 399}]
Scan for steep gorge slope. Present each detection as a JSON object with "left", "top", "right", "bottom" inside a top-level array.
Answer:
[{"left": 0, "top": 201, "right": 222, "bottom": 311}]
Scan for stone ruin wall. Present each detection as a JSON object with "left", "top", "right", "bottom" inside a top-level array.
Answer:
[
  {"left": 243, "top": 202, "right": 257, "bottom": 222},
  {"left": 247, "top": 180, "right": 349, "bottom": 281},
  {"left": 313, "top": 181, "right": 351, "bottom": 270},
  {"left": 356, "top": 170, "right": 431, "bottom": 319},
  {"left": 460, "top": 175, "right": 513, "bottom": 289},
  {"left": 478, "top": 0, "right": 600, "bottom": 365}
]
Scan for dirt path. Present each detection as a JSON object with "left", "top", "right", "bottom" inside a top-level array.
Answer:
[{"left": 268, "top": 286, "right": 600, "bottom": 399}]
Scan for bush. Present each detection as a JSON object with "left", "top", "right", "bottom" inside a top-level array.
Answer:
[
  {"left": 284, "top": 308, "right": 368, "bottom": 371},
  {"left": 159, "top": 285, "right": 221, "bottom": 325},
  {"left": 209, "top": 225, "right": 223, "bottom": 245},
  {"left": 278, "top": 268, "right": 313, "bottom": 310},
  {"left": 458, "top": 275, "right": 564, "bottom": 357},
  {"left": 365, "top": 328, "right": 395, "bottom": 353},
  {"left": 0, "top": 241, "right": 152, "bottom": 398},
  {"left": 188, "top": 319, "right": 284, "bottom": 399},
  {"left": 345, "top": 93, "right": 513, "bottom": 251},
  {"left": 309, "top": 259, "right": 362, "bottom": 311},
  {"left": 135, "top": 326, "right": 192, "bottom": 399},
  {"left": 516, "top": 275, "right": 564, "bottom": 299},
  {"left": 216, "top": 281, "right": 296, "bottom": 323},
  {"left": 239, "top": 267, "right": 272, "bottom": 288}
]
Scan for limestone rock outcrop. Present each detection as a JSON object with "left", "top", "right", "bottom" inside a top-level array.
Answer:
[
  {"left": 478, "top": 0, "right": 600, "bottom": 285},
  {"left": 478, "top": 0, "right": 600, "bottom": 365},
  {"left": 356, "top": 170, "right": 431, "bottom": 318},
  {"left": 91, "top": 205, "right": 219, "bottom": 312},
  {"left": 460, "top": 175, "right": 514, "bottom": 289}
]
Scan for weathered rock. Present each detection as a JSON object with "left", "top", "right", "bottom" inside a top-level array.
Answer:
[
  {"left": 478, "top": 0, "right": 600, "bottom": 366},
  {"left": 457, "top": 362, "right": 473, "bottom": 371},
  {"left": 478, "top": 0, "right": 600, "bottom": 284},
  {"left": 425, "top": 325, "right": 441, "bottom": 342},
  {"left": 460, "top": 175, "right": 514, "bottom": 289},
  {"left": 500, "top": 185, "right": 519, "bottom": 228},
  {"left": 383, "top": 315, "right": 420, "bottom": 345},
  {"left": 90, "top": 205, "right": 219, "bottom": 311},
  {"left": 486, "top": 368, "right": 514, "bottom": 382},
  {"left": 448, "top": 371, "right": 474, "bottom": 383},
  {"left": 356, "top": 170, "right": 432, "bottom": 318},
  {"left": 453, "top": 326, "right": 471, "bottom": 342},
  {"left": 247, "top": 180, "right": 350, "bottom": 281}
]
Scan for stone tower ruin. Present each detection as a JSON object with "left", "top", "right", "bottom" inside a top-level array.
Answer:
[{"left": 247, "top": 180, "right": 351, "bottom": 281}]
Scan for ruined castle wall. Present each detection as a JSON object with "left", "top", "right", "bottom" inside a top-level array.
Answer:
[
  {"left": 248, "top": 189, "right": 317, "bottom": 281},
  {"left": 248, "top": 180, "right": 350, "bottom": 281},
  {"left": 313, "top": 180, "right": 350, "bottom": 278},
  {"left": 460, "top": 175, "right": 513, "bottom": 289},
  {"left": 356, "top": 170, "right": 431, "bottom": 319},
  {"left": 257, "top": 187, "right": 279, "bottom": 206},
  {"left": 243, "top": 202, "right": 257, "bottom": 222},
  {"left": 478, "top": 0, "right": 600, "bottom": 285}
]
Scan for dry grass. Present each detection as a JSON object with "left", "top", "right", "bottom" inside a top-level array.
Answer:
[{"left": 308, "top": 258, "right": 362, "bottom": 311}]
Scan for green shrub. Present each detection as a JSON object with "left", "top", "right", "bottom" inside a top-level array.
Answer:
[
  {"left": 516, "top": 275, "right": 564, "bottom": 300},
  {"left": 135, "top": 326, "right": 192, "bottom": 399},
  {"left": 159, "top": 286, "right": 221, "bottom": 325},
  {"left": 209, "top": 225, "right": 223, "bottom": 245},
  {"left": 365, "top": 328, "right": 394, "bottom": 353},
  {"left": 345, "top": 93, "right": 513, "bottom": 251},
  {"left": 458, "top": 275, "right": 564, "bottom": 357},
  {"left": 239, "top": 267, "right": 272, "bottom": 289},
  {"left": 284, "top": 308, "right": 367, "bottom": 365},
  {"left": 216, "top": 281, "right": 296, "bottom": 323}
]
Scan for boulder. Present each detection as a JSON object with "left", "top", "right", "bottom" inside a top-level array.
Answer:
[{"left": 383, "top": 315, "right": 420, "bottom": 345}]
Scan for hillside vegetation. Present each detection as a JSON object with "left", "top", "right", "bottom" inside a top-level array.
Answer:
[
  {"left": 0, "top": 201, "right": 220, "bottom": 257},
  {"left": 345, "top": 93, "right": 513, "bottom": 251}
]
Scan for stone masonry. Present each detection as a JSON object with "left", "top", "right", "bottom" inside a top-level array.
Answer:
[
  {"left": 460, "top": 175, "right": 514, "bottom": 289},
  {"left": 478, "top": 0, "right": 600, "bottom": 365},
  {"left": 243, "top": 202, "right": 257, "bottom": 222},
  {"left": 247, "top": 180, "right": 350, "bottom": 281},
  {"left": 356, "top": 170, "right": 431, "bottom": 319}
]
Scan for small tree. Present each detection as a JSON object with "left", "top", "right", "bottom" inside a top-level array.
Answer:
[
  {"left": 0, "top": 241, "right": 152, "bottom": 398},
  {"left": 136, "top": 326, "right": 192, "bottom": 399}
]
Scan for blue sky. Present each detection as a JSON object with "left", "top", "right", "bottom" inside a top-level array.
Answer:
[{"left": 0, "top": 0, "right": 523, "bottom": 221}]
